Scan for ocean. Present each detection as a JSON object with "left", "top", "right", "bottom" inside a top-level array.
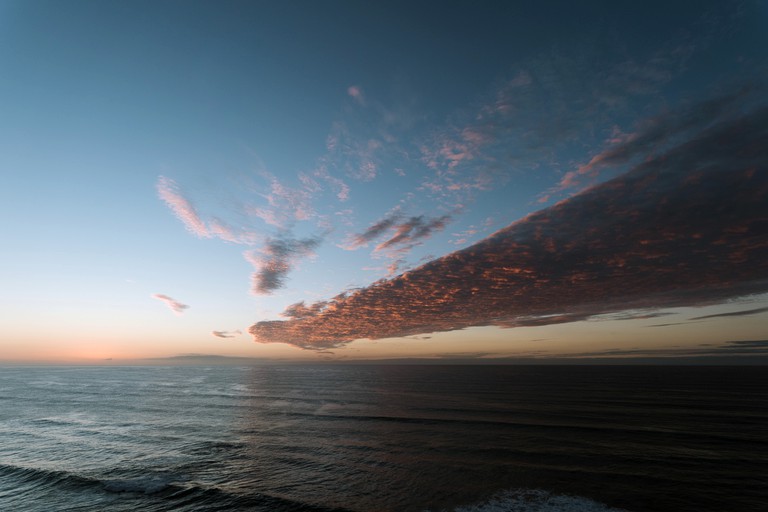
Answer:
[{"left": 0, "top": 365, "right": 765, "bottom": 511}]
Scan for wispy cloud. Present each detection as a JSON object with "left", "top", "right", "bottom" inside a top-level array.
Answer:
[
  {"left": 157, "top": 176, "right": 262, "bottom": 245},
  {"left": 556, "top": 340, "right": 768, "bottom": 359},
  {"left": 411, "top": 39, "right": 702, "bottom": 206},
  {"left": 450, "top": 227, "right": 479, "bottom": 246},
  {"left": 152, "top": 294, "right": 189, "bottom": 315},
  {"left": 247, "top": 173, "right": 316, "bottom": 229},
  {"left": 245, "top": 235, "right": 321, "bottom": 295},
  {"left": 211, "top": 330, "right": 242, "bottom": 338},
  {"left": 313, "top": 165, "right": 350, "bottom": 202},
  {"left": 347, "top": 212, "right": 403, "bottom": 249},
  {"left": 646, "top": 322, "right": 693, "bottom": 328},
  {"left": 321, "top": 118, "right": 383, "bottom": 182},
  {"left": 345, "top": 212, "right": 452, "bottom": 256},
  {"left": 689, "top": 306, "right": 768, "bottom": 321},
  {"left": 249, "top": 103, "right": 768, "bottom": 349},
  {"left": 157, "top": 19, "right": 758, "bottom": 307},
  {"left": 347, "top": 85, "right": 366, "bottom": 106},
  {"left": 556, "top": 87, "right": 753, "bottom": 191},
  {"left": 593, "top": 311, "right": 674, "bottom": 322},
  {"left": 157, "top": 176, "right": 210, "bottom": 238},
  {"left": 375, "top": 215, "right": 451, "bottom": 253},
  {"left": 158, "top": 168, "right": 335, "bottom": 294}
]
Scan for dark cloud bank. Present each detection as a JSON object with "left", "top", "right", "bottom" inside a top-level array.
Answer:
[{"left": 250, "top": 103, "right": 768, "bottom": 350}]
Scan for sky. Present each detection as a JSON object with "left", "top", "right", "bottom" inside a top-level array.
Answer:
[{"left": 1, "top": 0, "right": 767, "bottom": 364}]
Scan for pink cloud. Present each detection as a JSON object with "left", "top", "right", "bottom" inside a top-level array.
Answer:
[
  {"left": 156, "top": 176, "right": 210, "bottom": 238},
  {"left": 249, "top": 207, "right": 282, "bottom": 228},
  {"left": 266, "top": 178, "right": 314, "bottom": 220},
  {"left": 508, "top": 70, "right": 532, "bottom": 88},
  {"left": 358, "top": 159, "right": 377, "bottom": 181},
  {"left": 347, "top": 85, "right": 365, "bottom": 105},
  {"left": 386, "top": 259, "right": 404, "bottom": 276},
  {"left": 157, "top": 176, "right": 262, "bottom": 245},
  {"left": 313, "top": 165, "right": 350, "bottom": 201},
  {"left": 152, "top": 294, "right": 190, "bottom": 315},
  {"left": 248, "top": 105, "right": 768, "bottom": 350},
  {"left": 450, "top": 227, "right": 478, "bottom": 246},
  {"left": 322, "top": 117, "right": 383, "bottom": 182},
  {"left": 208, "top": 218, "right": 259, "bottom": 245},
  {"left": 246, "top": 175, "right": 318, "bottom": 229}
]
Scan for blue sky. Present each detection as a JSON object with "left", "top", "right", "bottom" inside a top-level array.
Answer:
[{"left": 1, "top": 0, "right": 767, "bottom": 363}]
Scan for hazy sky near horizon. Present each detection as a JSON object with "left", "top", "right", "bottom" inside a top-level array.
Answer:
[{"left": 1, "top": 0, "right": 767, "bottom": 363}]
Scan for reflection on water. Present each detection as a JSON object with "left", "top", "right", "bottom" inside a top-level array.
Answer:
[
  {"left": 225, "top": 365, "right": 767, "bottom": 511},
  {"left": 0, "top": 365, "right": 765, "bottom": 512}
]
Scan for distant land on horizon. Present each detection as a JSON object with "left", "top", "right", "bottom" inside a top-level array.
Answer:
[{"left": 5, "top": 342, "right": 767, "bottom": 366}]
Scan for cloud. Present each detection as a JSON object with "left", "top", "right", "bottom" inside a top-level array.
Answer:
[
  {"left": 591, "top": 311, "right": 674, "bottom": 322},
  {"left": 313, "top": 165, "right": 350, "bottom": 202},
  {"left": 245, "top": 235, "right": 321, "bottom": 294},
  {"left": 508, "top": 70, "right": 532, "bottom": 88},
  {"left": 321, "top": 119, "right": 382, "bottom": 182},
  {"left": 347, "top": 85, "right": 365, "bottom": 105},
  {"left": 375, "top": 215, "right": 451, "bottom": 253},
  {"left": 345, "top": 213, "right": 452, "bottom": 255},
  {"left": 348, "top": 212, "right": 403, "bottom": 248},
  {"left": 646, "top": 322, "right": 692, "bottom": 328},
  {"left": 385, "top": 259, "right": 404, "bottom": 277},
  {"left": 280, "top": 300, "right": 329, "bottom": 319},
  {"left": 249, "top": 104, "right": 768, "bottom": 349},
  {"left": 557, "top": 340, "right": 768, "bottom": 359},
  {"left": 689, "top": 306, "right": 768, "bottom": 320},
  {"left": 557, "top": 87, "right": 753, "bottom": 191},
  {"left": 212, "top": 330, "right": 242, "bottom": 338},
  {"left": 248, "top": 174, "right": 316, "bottom": 229},
  {"left": 450, "top": 227, "right": 479, "bottom": 246},
  {"left": 152, "top": 294, "right": 189, "bottom": 315},
  {"left": 208, "top": 218, "right": 259, "bottom": 245},
  {"left": 418, "top": 128, "right": 496, "bottom": 199},
  {"left": 724, "top": 340, "right": 768, "bottom": 350},
  {"left": 387, "top": 216, "right": 448, "bottom": 252},
  {"left": 436, "top": 351, "right": 499, "bottom": 360},
  {"left": 413, "top": 40, "right": 707, "bottom": 205},
  {"left": 157, "top": 176, "right": 261, "bottom": 245},
  {"left": 156, "top": 176, "right": 210, "bottom": 238}
]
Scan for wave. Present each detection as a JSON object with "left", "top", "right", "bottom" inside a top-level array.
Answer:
[
  {"left": 0, "top": 463, "right": 352, "bottom": 511},
  {"left": 0, "top": 462, "right": 97, "bottom": 491},
  {"left": 0, "top": 462, "right": 176, "bottom": 495},
  {"left": 442, "top": 489, "right": 628, "bottom": 512},
  {"left": 102, "top": 475, "right": 177, "bottom": 494}
]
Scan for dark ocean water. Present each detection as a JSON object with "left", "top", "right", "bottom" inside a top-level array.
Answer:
[{"left": 0, "top": 365, "right": 765, "bottom": 512}]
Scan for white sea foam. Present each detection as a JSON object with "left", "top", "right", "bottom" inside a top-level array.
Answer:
[{"left": 446, "top": 489, "right": 628, "bottom": 512}]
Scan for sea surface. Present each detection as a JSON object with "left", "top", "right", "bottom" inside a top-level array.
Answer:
[{"left": 0, "top": 365, "right": 765, "bottom": 512}]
